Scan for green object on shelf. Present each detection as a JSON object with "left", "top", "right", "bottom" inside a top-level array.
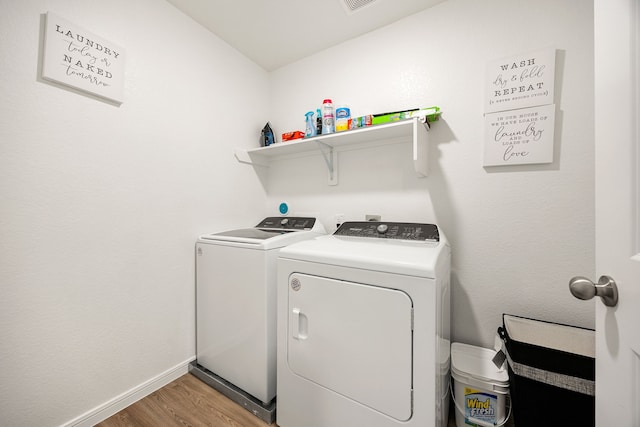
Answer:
[{"left": 372, "top": 106, "right": 441, "bottom": 125}]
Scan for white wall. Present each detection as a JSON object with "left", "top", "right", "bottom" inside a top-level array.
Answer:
[
  {"left": 0, "top": 0, "right": 595, "bottom": 425},
  {"left": 0, "top": 0, "right": 268, "bottom": 425},
  {"left": 267, "top": 0, "right": 595, "bottom": 348}
]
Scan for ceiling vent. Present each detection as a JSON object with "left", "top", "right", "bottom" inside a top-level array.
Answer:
[{"left": 341, "top": 0, "right": 377, "bottom": 14}]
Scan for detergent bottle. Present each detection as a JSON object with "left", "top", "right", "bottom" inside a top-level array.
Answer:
[
  {"left": 316, "top": 108, "right": 322, "bottom": 135},
  {"left": 321, "top": 99, "right": 335, "bottom": 134}
]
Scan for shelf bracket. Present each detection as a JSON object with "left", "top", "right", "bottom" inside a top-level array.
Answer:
[
  {"left": 413, "top": 119, "right": 429, "bottom": 177},
  {"left": 234, "top": 149, "right": 269, "bottom": 167},
  {"left": 316, "top": 140, "right": 338, "bottom": 186}
]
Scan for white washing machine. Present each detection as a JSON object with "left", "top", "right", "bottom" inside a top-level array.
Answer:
[
  {"left": 276, "top": 221, "right": 451, "bottom": 427},
  {"left": 190, "top": 216, "right": 325, "bottom": 423}
]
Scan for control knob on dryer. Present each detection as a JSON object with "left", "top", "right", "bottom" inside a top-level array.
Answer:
[
  {"left": 376, "top": 224, "right": 388, "bottom": 234},
  {"left": 281, "top": 218, "right": 289, "bottom": 226}
]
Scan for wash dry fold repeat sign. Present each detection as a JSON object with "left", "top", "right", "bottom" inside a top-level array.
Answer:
[
  {"left": 42, "top": 12, "right": 125, "bottom": 104},
  {"left": 483, "top": 47, "right": 556, "bottom": 167}
]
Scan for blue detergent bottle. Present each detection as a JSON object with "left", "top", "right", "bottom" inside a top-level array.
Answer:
[
  {"left": 316, "top": 108, "right": 322, "bottom": 134},
  {"left": 305, "top": 111, "right": 317, "bottom": 137}
]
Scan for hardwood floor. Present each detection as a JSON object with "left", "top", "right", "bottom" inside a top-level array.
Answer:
[
  {"left": 96, "top": 374, "right": 275, "bottom": 427},
  {"left": 97, "top": 373, "right": 462, "bottom": 427}
]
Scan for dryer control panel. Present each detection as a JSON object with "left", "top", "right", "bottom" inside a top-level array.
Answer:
[{"left": 334, "top": 222, "right": 439, "bottom": 242}]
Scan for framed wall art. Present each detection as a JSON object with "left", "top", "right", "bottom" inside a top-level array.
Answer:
[
  {"left": 485, "top": 47, "right": 555, "bottom": 114},
  {"left": 42, "top": 12, "right": 125, "bottom": 104},
  {"left": 483, "top": 104, "right": 556, "bottom": 166}
]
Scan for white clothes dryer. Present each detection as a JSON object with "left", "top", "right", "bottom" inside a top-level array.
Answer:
[
  {"left": 191, "top": 216, "right": 325, "bottom": 424},
  {"left": 276, "top": 221, "right": 451, "bottom": 427}
]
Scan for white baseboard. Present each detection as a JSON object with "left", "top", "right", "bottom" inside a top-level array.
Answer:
[{"left": 61, "top": 356, "right": 196, "bottom": 427}]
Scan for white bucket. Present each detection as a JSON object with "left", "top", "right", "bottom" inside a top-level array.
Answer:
[{"left": 451, "top": 342, "right": 510, "bottom": 427}]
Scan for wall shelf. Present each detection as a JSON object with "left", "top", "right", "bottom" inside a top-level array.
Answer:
[{"left": 234, "top": 117, "right": 431, "bottom": 185}]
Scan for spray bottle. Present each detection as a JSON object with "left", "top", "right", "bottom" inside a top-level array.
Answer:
[{"left": 305, "top": 111, "right": 317, "bottom": 137}]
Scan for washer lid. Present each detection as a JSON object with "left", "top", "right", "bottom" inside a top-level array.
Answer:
[
  {"left": 210, "top": 228, "right": 292, "bottom": 241},
  {"left": 198, "top": 217, "right": 326, "bottom": 249}
]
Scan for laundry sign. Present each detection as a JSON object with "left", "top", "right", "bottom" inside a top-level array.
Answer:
[
  {"left": 483, "top": 104, "right": 556, "bottom": 166},
  {"left": 485, "top": 48, "right": 555, "bottom": 114},
  {"left": 42, "top": 12, "right": 125, "bottom": 103}
]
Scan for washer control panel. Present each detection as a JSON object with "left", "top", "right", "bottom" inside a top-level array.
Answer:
[
  {"left": 257, "top": 216, "right": 317, "bottom": 231},
  {"left": 334, "top": 222, "right": 439, "bottom": 242}
]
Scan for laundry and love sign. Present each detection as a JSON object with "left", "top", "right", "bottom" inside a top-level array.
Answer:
[
  {"left": 483, "top": 104, "right": 555, "bottom": 166},
  {"left": 42, "top": 12, "right": 125, "bottom": 103}
]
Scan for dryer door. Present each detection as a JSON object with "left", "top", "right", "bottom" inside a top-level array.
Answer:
[{"left": 287, "top": 273, "right": 413, "bottom": 421}]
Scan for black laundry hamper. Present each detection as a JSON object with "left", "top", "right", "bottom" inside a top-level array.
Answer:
[{"left": 497, "top": 314, "right": 595, "bottom": 427}]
